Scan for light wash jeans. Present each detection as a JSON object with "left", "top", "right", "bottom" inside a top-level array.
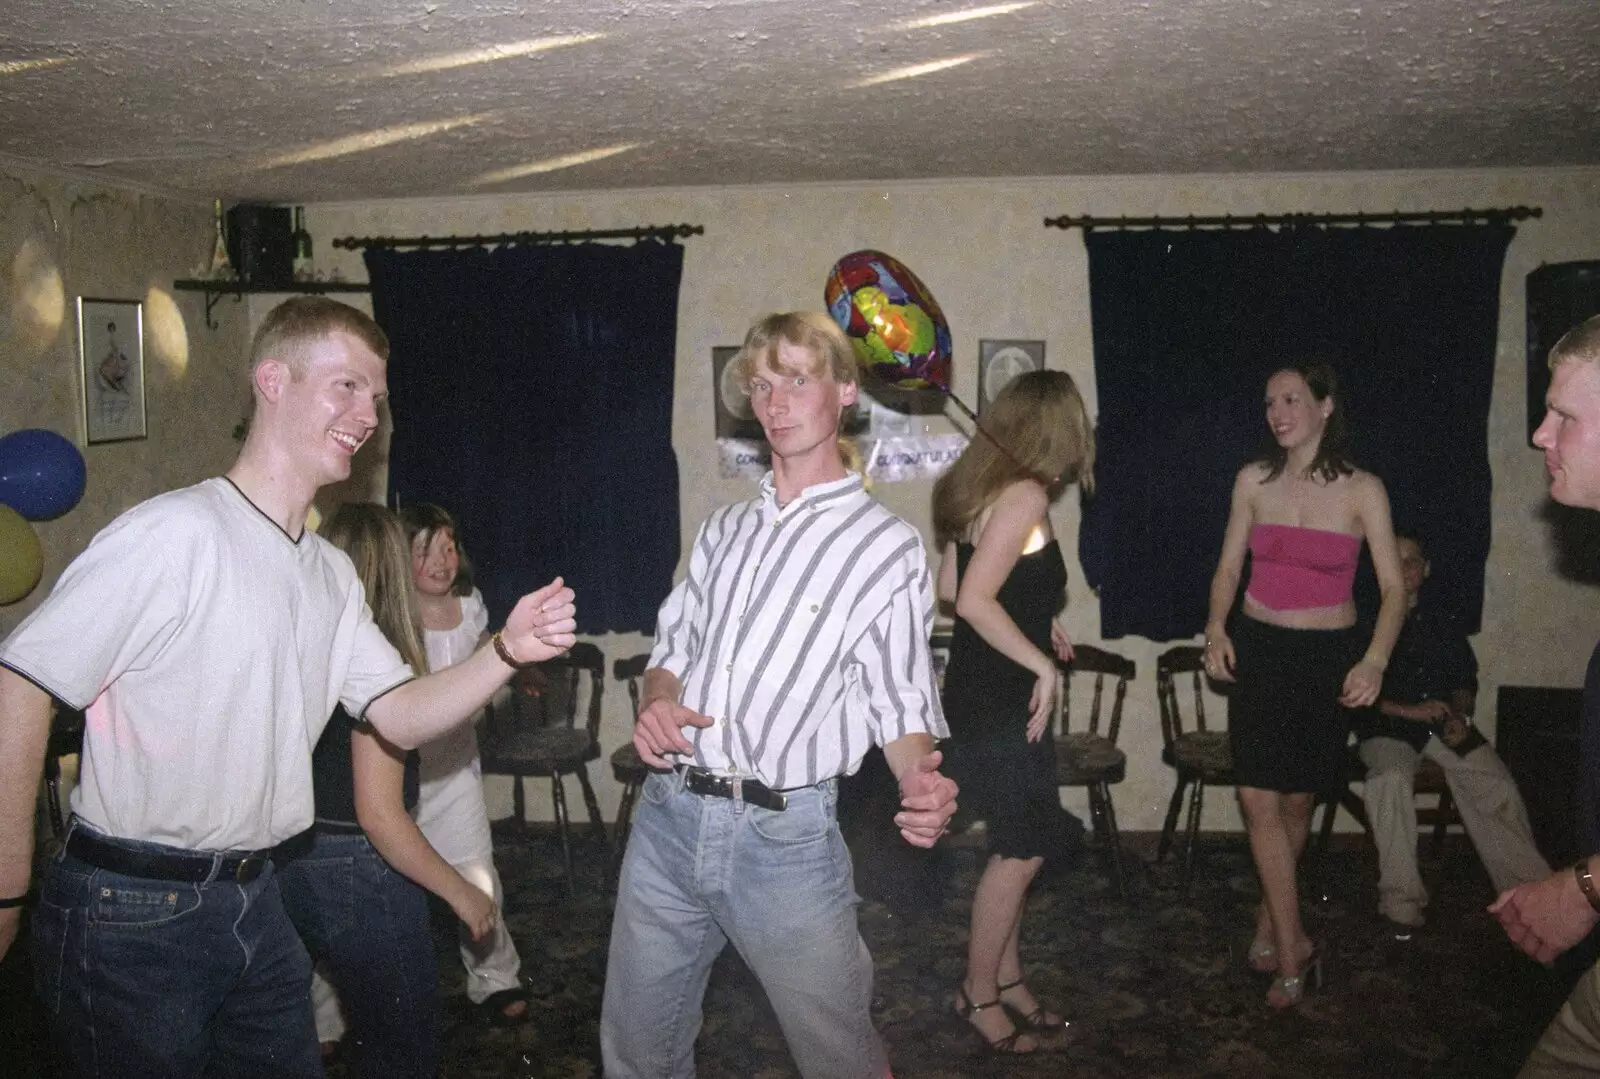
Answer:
[{"left": 601, "top": 770, "right": 889, "bottom": 1079}]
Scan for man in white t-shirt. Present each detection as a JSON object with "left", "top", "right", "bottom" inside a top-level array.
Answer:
[{"left": 0, "top": 297, "right": 577, "bottom": 1078}]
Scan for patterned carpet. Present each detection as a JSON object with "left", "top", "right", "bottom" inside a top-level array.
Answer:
[{"left": 3, "top": 809, "right": 1591, "bottom": 1079}]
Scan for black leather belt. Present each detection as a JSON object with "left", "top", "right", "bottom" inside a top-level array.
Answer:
[
  {"left": 681, "top": 767, "right": 788, "bottom": 812},
  {"left": 65, "top": 828, "right": 273, "bottom": 884},
  {"left": 312, "top": 820, "right": 366, "bottom": 836}
]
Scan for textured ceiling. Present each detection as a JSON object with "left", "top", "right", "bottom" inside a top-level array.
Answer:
[{"left": 2, "top": 0, "right": 1598, "bottom": 201}]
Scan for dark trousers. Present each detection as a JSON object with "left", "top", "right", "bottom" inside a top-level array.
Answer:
[
  {"left": 32, "top": 820, "right": 322, "bottom": 1079},
  {"left": 277, "top": 830, "right": 439, "bottom": 1079}
]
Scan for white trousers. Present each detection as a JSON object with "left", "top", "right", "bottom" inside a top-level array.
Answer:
[
  {"left": 312, "top": 856, "right": 524, "bottom": 1042},
  {"left": 1359, "top": 734, "right": 1550, "bottom": 923}
]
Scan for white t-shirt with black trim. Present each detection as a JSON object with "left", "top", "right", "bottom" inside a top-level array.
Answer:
[{"left": 0, "top": 478, "right": 412, "bottom": 851}]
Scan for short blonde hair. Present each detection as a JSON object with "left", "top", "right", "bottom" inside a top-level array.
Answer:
[
  {"left": 249, "top": 296, "right": 389, "bottom": 379},
  {"left": 1550, "top": 314, "right": 1600, "bottom": 369}
]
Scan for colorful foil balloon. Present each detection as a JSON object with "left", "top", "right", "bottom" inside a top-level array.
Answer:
[{"left": 824, "top": 251, "right": 952, "bottom": 392}]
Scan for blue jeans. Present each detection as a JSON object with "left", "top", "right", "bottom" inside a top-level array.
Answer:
[
  {"left": 601, "top": 771, "right": 888, "bottom": 1079},
  {"left": 276, "top": 830, "right": 439, "bottom": 1079},
  {"left": 31, "top": 819, "right": 322, "bottom": 1079}
]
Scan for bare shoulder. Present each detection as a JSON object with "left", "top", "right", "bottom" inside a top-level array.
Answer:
[
  {"left": 1234, "top": 461, "right": 1272, "bottom": 498},
  {"left": 971, "top": 480, "right": 1049, "bottom": 549},
  {"left": 1345, "top": 468, "right": 1389, "bottom": 502},
  {"left": 996, "top": 478, "right": 1050, "bottom": 515}
]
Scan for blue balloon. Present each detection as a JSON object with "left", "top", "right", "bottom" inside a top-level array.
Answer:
[{"left": 0, "top": 429, "right": 87, "bottom": 521}]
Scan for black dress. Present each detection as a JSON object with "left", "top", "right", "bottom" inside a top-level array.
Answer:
[{"left": 942, "top": 540, "right": 1083, "bottom": 860}]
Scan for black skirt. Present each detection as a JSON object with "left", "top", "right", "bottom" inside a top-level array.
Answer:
[{"left": 1228, "top": 617, "right": 1360, "bottom": 794}]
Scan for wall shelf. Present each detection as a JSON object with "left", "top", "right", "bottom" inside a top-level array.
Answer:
[{"left": 172, "top": 279, "right": 371, "bottom": 329}]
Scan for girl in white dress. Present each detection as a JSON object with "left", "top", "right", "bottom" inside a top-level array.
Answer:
[{"left": 404, "top": 503, "right": 529, "bottom": 1025}]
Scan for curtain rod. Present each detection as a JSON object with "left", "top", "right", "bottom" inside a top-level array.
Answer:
[
  {"left": 1044, "top": 207, "right": 1541, "bottom": 232},
  {"left": 331, "top": 223, "right": 704, "bottom": 251}
]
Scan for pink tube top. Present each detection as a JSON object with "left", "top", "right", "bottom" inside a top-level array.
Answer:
[{"left": 1245, "top": 523, "right": 1361, "bottom": 611}]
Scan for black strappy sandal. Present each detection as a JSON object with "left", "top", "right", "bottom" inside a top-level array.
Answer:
[
  {"left": 952, "top": 986, "right": 1036, "bottom": 1054},
  {"left": 996, "top": 977, "right": 1070, "bottom": 1033}
]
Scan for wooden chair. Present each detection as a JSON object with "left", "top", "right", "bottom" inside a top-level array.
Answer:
[
  {"left": 609, "top": 654, "right": 671, "bottom": 888},
  {"left": 1155, "top": 645, "right": 1235, "bottom": 898},
  {"left": 42, "top": 703, "right": 85, "bottom": 838},
  {"left": 1315, "top": 742, "right": 1456, "bottom": 859},
  {"left": 480, "top": 641, "right": 608, "bottom": 896},
  {"left": 1053, "top": 644, "right": 1136, "bottom": 897}
]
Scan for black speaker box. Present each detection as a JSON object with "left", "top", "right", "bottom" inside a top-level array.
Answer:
[
  {"left": 1527, "top": 261, "right": 1600, "bottom": 444},
  {"left": 226, "top": 204, "right": 294, "bottom": 287}
]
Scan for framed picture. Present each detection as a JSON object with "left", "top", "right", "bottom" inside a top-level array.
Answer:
[
  {"left": 78, "top": 297, "right": 147, "bottom": 444},
  {"left": 712, "top": 346, "right": 764, "bottom": 440},
  {"left": 978, "top": 339, "right": 1045, "bottom": 415}
]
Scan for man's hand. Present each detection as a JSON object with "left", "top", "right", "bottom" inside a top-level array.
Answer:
[
  {"left": 1412, "top": 699, "right": 1453, "bottom": 724},
  {"left": 894, "top": 749, "right": 958, "bottom": 849},
  {"left": 1490, "top": 868, "right": 1600, "bottom": 965},
  {"left": 634, "top": 698, "right": 714, "bottom": 769},
  {"left": 501, "top": 578, "right": 577, "bottom": 664}
]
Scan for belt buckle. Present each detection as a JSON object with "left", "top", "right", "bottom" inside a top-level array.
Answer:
[{"left": 234, "top": 854, "right": 268, "bottom": 883}]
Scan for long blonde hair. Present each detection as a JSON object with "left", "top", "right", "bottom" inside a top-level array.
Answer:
[
  {"left": 322, "top": 502, "right": 430, "bottom": 677},
  {"left": 932, "top": 369, "right": 1095, "bottom": 546}
]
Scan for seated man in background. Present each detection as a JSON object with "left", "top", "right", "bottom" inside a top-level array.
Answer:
[{"left": 1356, "top": 531, "right": 1550, "bottom": 932}]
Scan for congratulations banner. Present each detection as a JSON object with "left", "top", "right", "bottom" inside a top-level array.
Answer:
[{"left": 718, "top": 433, "right": 968, "bottom": 483}]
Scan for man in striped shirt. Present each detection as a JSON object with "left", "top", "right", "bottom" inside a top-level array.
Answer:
[{"left": 601, "top": 312, "right": 957, "bottom": 1079}]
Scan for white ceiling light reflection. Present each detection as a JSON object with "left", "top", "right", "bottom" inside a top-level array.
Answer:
[
  {"left": 143, "top": 286, "right": 188, "bottom": 377},
  {"left": 254, "top": 113, "right": 498, "bottom": 170},
  {"left": 849, "top": 53, "right": 989, "bottom": 89},
  {"left": 0, "top": 58, "right": 70, "bottom": 76},
  {"left": 8, "top": 238, "right": 64, "bottom": 350},
  {"left": 470, "top": 142, "right": 643, "bottom": 186},
  {"left": 381, "top": 34, "right": 605, "bottom": 77},
  {"left": 896, "top": 3, "right": 1037, "bottom": 30}
]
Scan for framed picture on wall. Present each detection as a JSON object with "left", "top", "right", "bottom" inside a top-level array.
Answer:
[
  {"left": 978, "top": 339, "right": 1045, "bottom": 415},
  {"left": 77, "top": 297, "right": 147, "bottom": 444},
  {"left": 713, "top": 345, "right": 765, "bottom": 440}
]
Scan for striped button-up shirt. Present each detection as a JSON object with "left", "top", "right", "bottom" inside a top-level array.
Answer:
[{"left": 650, "top": 471, "right": 947, "bottom": 789}]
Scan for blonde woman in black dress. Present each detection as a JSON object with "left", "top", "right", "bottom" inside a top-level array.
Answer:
[{"left": 934, "top": 370, "right": 1094, "bottom": 1054}]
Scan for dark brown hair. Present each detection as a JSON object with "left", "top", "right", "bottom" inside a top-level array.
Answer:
[{"left": 1256, "top": 361, "right": 1356, "bottom": 484}]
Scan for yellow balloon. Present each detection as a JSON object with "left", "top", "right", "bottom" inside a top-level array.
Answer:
[{"left": 0, "top": 504, "right": 43, "bottom": 604}]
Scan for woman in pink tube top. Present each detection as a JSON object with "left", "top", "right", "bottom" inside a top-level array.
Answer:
[{"left": 1203, "top": 362, "right": 1406, "bottom": 1010}]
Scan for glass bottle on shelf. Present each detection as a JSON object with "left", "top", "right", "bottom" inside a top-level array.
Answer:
[
  {"left": 209, "top": 198, "right": 235, "bottom": 280},
  {"left": 292, "top": 207, "right": 315, "bottom": 282}
]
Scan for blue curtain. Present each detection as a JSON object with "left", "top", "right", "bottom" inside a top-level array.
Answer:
[
  {"left": 365, "top": 241, "right": 684, "bottom": 634},
  {"left": 1079, "top": 224, "right": 1513, "bottom": 641}
]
